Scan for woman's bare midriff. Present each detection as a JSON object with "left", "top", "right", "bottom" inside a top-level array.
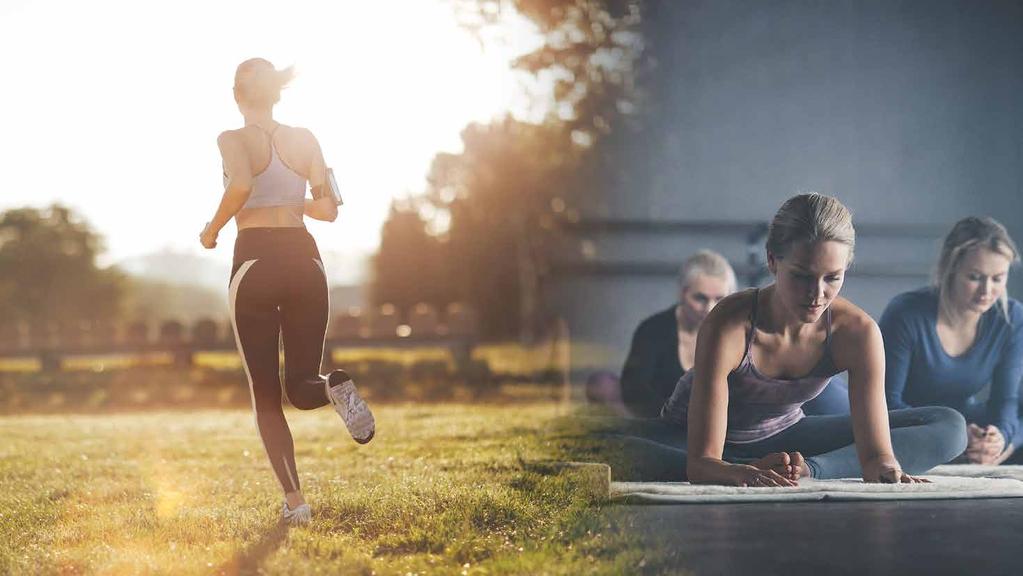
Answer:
[{"left": 235, "top": 205, "right": 305, "bottom": 229}]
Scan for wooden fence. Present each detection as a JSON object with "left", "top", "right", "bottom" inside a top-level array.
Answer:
[{"left": 0, "top": 302, "right": 479, "bottom": 372}]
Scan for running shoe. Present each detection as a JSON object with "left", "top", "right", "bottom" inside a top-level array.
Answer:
[
  {"left": 326, "top": 370, "right": 375, "bottom": 444},
  {"left": 282, "top": 501, "right": 311, "bottom": 526}
]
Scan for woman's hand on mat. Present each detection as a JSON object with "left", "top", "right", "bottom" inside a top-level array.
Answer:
[
  {"left": 200, "top": 222, "right": 218, "bottom": 249},
  {"left": 729, "top": 464, "right": 798, "bottom": 488},
  {"left": 965, "top": 424, "right": 1005, "bottom": 464},
  {"left": 863, "top": 459, "right": 928, "bottom": 484}
]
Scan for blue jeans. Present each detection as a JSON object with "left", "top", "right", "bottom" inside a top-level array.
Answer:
[{"left": 595, "top": 406, "right": 966, "bottom": 481}]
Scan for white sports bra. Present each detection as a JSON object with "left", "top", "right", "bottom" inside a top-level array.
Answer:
[{"left": 223, "top": 124, "right": 306, "bottom": 209}]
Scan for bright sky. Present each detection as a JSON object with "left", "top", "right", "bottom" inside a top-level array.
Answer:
[{"left": 0, "top": 0, "right": 541, "bottom": 279}]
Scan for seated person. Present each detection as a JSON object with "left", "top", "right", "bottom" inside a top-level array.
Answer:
[
  {"left": 620, "top": 250, "right": 736, "bottom": 417},
  {"left": 881, "top": 216, "right": 1023, "bottom": 465},
  {"left": 613, "top": 194, "right": 965, "bottom": 484},
  {"left": 620, "top": 249, "right": 850, "bottom": 418}
]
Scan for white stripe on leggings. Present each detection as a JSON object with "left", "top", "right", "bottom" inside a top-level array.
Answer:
[
  {"left": 229, "top": 259, "right": 294, "bottom": 489},
  {"left": 229, "top": 259, "right": 259, "bottom": 416},
  {"left": 313, "top": 258, "right": 329, "bottom": 386}
]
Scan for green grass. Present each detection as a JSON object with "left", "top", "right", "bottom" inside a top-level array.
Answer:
[{"left": 0, "top": 403, "right": 665, "bottom": 575}]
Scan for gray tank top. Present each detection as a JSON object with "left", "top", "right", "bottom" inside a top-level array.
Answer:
[
  {"left": 660, "top": 288, "right": 840, "bottom": 443},
  {"left": 222, "top": 124, "right": 306, "bottom": 209}
]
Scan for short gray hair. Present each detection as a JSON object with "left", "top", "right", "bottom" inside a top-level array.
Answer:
[{"left": 679, "top": 249, "right": 737, "bottom": 293}]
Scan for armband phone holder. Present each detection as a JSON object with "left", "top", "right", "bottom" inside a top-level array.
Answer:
[{"left": 326, "top": 168, "right": 343, "bottom": 206}]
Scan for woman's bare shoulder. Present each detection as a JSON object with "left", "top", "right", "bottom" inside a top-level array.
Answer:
[
  {"left": 702, "top": 288, "right": 757, "bottom": 337},
  {"left": 691, "top": 288, "right": 755, "bottom": 374},
  {"left": 276, "top": 125, "right": 321, "bottom": 154},
  {"left": 829, "top": 296, "right": 882, "bottom": 345},
  {"left": 216, "top": 129, "right": 254, "bottom": 163},
  {"left": 278, "top": 124, "right": 316, "bottom": 141},
  {"left": 217, "top": 128, "right": 245, "bottom": 147}
]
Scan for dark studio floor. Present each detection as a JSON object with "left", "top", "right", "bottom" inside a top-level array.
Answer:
[{"left": 606, "top": 498, "right": 1023, "bottom": 575}]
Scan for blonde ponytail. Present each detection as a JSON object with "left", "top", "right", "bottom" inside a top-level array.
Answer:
[{"left": 234, "top": 58, "right": 295, "bottom": 106}]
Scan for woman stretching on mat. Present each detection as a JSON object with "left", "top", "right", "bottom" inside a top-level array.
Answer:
[
  {"left": 662, "top": 193, "right": 966, "bottom": 486},
  {"left": 199, "top": 58, "right": 375, "bottom": 525},
  {"left": 880, "top": 217, "right": 1023, "bottom": 465}
]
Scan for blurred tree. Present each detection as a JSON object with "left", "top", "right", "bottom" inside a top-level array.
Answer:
[
  {"left": 500, "top": 0, "right": 690, "bottom": 206},
  {"left": 373, "top": 0, "right": 648, "bottom": 340},
  {"left": 0, "top": 205, "right": 127, "bottom": 328},
  {"left": 428, "top": 118, "right": 579, "bottom": 339},
  {"left": 371, "top": 200, "right": 448, "bottom": 316},
  {"left": 455, "top": 0, "right": 646, "bottom": 142}
]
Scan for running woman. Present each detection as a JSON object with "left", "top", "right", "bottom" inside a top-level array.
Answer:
[{"left": 199, "top": 58, "right": 375, "bottom": 525}]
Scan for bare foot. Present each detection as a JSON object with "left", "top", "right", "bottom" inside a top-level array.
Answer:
[{"left": 751, "top": 452, "right": 809, "bottom": 482}]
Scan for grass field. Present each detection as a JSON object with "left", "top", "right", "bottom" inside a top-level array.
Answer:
[{"left": 0, "top": 403, "right": 659, "bottom": 575}]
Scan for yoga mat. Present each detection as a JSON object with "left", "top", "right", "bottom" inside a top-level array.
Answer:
[
  {"left": 928, "top": 464, "right": 1023, "bottom": 481},
  {"left": 611, "top": 475, "right": 1023, "bottom": 504}
]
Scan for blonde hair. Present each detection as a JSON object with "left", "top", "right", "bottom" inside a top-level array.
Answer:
[
  {"left": 233, "top": 58, "right": 295, "bottom": 107},
  {"left": 680, "top": 249, "right": 738, "bottom": 293},
  {"left": 766, "top": 192, "right": 855, "bottom": 264},
  {"left": 934, "top": 216, "right": 1019, "bottom": 324}
]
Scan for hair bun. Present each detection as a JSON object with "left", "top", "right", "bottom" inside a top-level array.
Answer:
[{"left": 234, "top": 59, "right": 294, "bottom": 106}]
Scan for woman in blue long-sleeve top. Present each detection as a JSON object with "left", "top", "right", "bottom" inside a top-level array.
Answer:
[{"left": 880, "top": 216, "right": 1023, "bottom": 465}]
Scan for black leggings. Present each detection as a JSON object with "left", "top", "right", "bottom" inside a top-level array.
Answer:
[{"left": 229, "top": 227, "right": 332, "bottom": 494}]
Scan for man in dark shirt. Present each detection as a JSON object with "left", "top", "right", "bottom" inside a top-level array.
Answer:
[{"left": 620, "top": 250, "right": 736, "bottom": 417}]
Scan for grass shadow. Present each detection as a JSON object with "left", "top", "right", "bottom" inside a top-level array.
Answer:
[{"left": 217, "top": 520, "right": 289, "bottom": 575}]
